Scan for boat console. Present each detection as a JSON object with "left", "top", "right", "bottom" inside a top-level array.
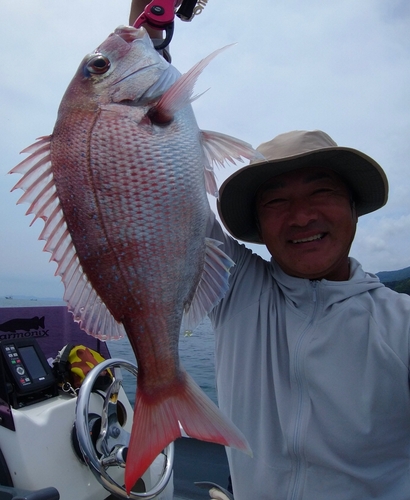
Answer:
[
  {"left": 0, "top": 299, "right": 174, "bottom": 500},
  {"left": 0, "top": 337, "right": 58, "bottom": 409}
]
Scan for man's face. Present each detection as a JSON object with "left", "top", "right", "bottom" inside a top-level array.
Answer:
[{"left": 256, "top": 167, "right": 357, "bottom": 281}]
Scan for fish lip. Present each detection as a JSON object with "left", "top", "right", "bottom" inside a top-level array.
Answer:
[
  {"left": 289, "top": 232, "right": 327, "bottom": 244},
  {"left": 114, "top": 25, "right": 147, "bottom": 43}
]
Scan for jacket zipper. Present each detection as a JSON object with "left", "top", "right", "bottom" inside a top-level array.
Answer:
[{"left": 290, "top": 280, "right": 318, "bottom": 500}]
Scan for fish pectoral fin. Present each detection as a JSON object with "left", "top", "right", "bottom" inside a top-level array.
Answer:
[
  {"left": 150, "top": 45, "right": 234, "bottom": 119},
  {"left": 138, "top": 63, "right": 181, "bottom": 103},
  {"left": 125, "top": 371, "right": 251, "bottom": 494},
  {"left": 200, "top": 130, "right": 264, "bottom": 197},
  {"left": 183, "top": 238, "right": 234, "bottom": 332}
]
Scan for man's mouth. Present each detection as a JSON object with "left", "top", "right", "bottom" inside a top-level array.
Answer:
[{"left": 291, "top": 233, "right": 325, "bottom": 244}]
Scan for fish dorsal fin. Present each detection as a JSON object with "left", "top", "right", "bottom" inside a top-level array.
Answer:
[
  {"left": 200, "top": 130, "right": 265, "bottom": 197},
  {"left": 183, "top": 238, "right": 234, "bottom": 333},
  {"left": 9, "top": 138, "right": 126, "bottom": 341}
]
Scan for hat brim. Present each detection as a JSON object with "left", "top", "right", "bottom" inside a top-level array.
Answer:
[{"left": 217, "top": 146, "right": 388, "bottom": 244}]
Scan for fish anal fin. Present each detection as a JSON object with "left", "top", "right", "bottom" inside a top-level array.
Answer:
[
  {"left": 183, "top": 238, "right": 234, "bottom": 332},
  {"left": 125, "top": 371, "right": 251, "bottom": 494}
]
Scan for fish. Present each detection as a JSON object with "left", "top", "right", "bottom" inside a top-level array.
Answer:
[{"left": 9, "top": 26, "right": 258, "bottom": 492}]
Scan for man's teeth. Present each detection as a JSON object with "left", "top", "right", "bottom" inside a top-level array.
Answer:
[{"left": 292, "top": 234, "right": 324, "bottom": 244}]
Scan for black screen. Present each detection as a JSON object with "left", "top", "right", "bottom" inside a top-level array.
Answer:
[{"left": 19, "top": 346, "right": 47, "bottom": 380}]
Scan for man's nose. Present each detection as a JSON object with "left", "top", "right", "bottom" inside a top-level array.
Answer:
[{"left": 288, "top": 198, "right": 318, "bottom": 226}]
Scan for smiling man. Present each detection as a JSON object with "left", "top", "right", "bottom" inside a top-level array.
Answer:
[
  {"left": 255, "top": 166, "right": 357, "bottom": 281},
  {"left": 206, "top": 130, "right": 410, "bottom": 500}
]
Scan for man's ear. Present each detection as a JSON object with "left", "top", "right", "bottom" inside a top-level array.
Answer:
[
  {"left": 254, "top": 206, "right": 264, "bottom": 243},
  {"left": 351, "top": 201, "right": 358, "bottom": 223}
]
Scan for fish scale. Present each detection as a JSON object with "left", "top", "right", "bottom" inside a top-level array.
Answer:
[{"left": 10, "top": 25, "right": 261, "bottom": 492}]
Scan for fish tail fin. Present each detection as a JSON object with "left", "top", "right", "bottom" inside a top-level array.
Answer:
[
  {"left": 124, "top": 372, "right": 251, "bottom": 494},
  {"left": 177, "top": 372, "right": 251, "bottom": 452}
]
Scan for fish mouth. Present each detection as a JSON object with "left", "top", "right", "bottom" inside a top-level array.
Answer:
[
  {"left": 114, "top": 25, "right": 147, "bottom": 44},
  {"left": 290, "top": 233, "right": 326, "bottom": 244}
]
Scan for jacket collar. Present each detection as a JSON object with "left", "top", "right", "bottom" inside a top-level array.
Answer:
[{"left": 269, "top": 257, "right": 384, "bottom": 313}]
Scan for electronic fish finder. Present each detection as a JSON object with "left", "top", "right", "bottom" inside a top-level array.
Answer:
[{"left": 0, "top": 338, "right": 58, "bottom": 407}]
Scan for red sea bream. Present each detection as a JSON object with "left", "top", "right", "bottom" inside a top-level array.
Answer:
[{"left": 10, "top": 26, "right": 257, "bottom": 492}]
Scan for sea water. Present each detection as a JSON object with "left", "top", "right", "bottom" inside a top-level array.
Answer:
[{"left": 107, "top": 316, "right": 217, "bottom": 405}]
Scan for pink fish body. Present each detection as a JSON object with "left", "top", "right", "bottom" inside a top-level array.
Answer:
[{"left": 10, "top": 26, "right": 258, "bottom": 492}]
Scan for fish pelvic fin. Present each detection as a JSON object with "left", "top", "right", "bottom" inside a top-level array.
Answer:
[
  {"left": 125, "top": 371, "right": 251, "bottom": 494},
  {"left": 9, "top": 137, "right": 126, "bottom": 341},
  {"left": 200, "top": 130, "right": 264, "bottom": 197},
  {"left": 183, "top": 238, "right": 234, "bottom": 333}
]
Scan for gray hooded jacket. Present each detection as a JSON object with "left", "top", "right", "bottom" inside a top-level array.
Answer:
[{"left": 208, "top": 216, "right": 410, "bottom": 500}]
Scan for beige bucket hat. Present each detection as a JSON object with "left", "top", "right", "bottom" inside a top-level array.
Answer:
[{"left": 217, "top": 130, "right": 389, "bottom": 244}]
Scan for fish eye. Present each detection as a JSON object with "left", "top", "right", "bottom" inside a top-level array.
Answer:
[{"left": 85, "top": 54, "right": 111, "bottom": 75}]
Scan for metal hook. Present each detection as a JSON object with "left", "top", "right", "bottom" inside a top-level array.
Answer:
[
  {"left": 133, "top": 0, "right": 178, "bottom": 37},
  {"left": 153, "top": 23, "right": 175, "bottom": 50}
]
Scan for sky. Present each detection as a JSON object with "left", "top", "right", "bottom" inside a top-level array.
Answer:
[{"left": 0, "top": 0, "right": 409, "bottom": 299}]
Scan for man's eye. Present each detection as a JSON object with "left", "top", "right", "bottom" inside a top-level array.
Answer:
[
  {"left": 265, "top": 198, "right": 286, "bottom": 206},
  {"left": 312, "top": 188, "right": 333, "bottom": 195}
]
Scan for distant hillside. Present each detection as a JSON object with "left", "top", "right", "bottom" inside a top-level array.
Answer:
[
  {"left": 381, "top": 279, "right": 410, "bottom": 295},
  {"left": 377, "top": 267, "right": 410, "bottom": 283},
  {"left": 376, "top": 267, "right": 410, "bottom": 295}
]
